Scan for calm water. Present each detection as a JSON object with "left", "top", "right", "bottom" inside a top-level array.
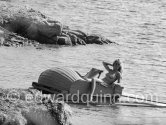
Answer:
[{"left": 0, "top": 0, "right": 166, "bottom": 124}]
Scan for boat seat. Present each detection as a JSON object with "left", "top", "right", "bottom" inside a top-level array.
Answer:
[{"left": 76, "top": 68, "right": 103, "bottom": 80}]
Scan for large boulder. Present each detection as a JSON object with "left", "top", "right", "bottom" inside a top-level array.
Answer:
[
  {"left": 0, "top": 88, "right": 72, "bottom": 125},
  {"left": 26, "top": 20, "right": 62, "bottom": 44},
  {"left": 0, "top": 4, "right": 62, "bottom": 44}
]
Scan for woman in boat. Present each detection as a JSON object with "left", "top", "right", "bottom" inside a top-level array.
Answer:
[{"left": 90, "top": 59, "right": 122, "bottom": 101}]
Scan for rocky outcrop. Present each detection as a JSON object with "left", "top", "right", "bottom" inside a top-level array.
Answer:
[
  {"left": 0, "top": 26, "right": 39, "bottom": 47},
  {"left": 0, "top": 2, "right": 116, "bottom": 46},
  {"left": 0, "top": 88, "right": 72, "bottom": 125}
]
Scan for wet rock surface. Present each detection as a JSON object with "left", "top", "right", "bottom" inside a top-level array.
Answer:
[
  {"left": 0, "top": 88, "right": 72, "bottom": 125},
  {"left": 0, "top": 2, "right": 116, "bottom": 47}
]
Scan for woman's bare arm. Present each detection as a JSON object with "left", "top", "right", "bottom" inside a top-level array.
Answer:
[
  {"left": 102, "top": 61, "right": 112, "bottom": 72},
  {"left": 117, "top": 72, "right": 122, "bottom": 83}
]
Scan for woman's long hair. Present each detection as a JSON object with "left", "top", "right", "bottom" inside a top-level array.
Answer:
[{"left": 113, "top": 59, "right": 123, "bottom": 73}]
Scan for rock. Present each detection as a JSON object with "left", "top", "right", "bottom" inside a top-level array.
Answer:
[
  {"left": 68, "top": 30, "right": 87, "bottom": 42},
  {"left": 38, "top": 21, "right": 62, "bottom": 37},
  {"left": 67, "top": 30, "right": 114, "bottom": 45},
  {"left": 67, "top": 33, "right": 77, "bottom": 45},
  {"left": 0, "top": 25, "right": 39, "bottom": 47},
  {"left": 0, "top": 29, "right": 4, "bottom": 35},
  {"left": 0, "top": 5, "right": 62, "bottom": 45},
  {"left": 1, "top": 112, "right": 27, "bottom": 125},
  {"left": 25, "top": 21, "right": 62, "bottom": 44},
  {"left": 2, "top": 18, "right": 62, "bottom": 44},
  {"left": 86, "top": 35, "right": 101, "bottom": 44},
  {"left": 0, "top": 30, "right": 4, "bottom": 45},
  {"left": 57, "top": 35, "right": 72, "bottom": 45},
  {"left": 0, "top": 37, "right": 4, "bottom": 45},
  {"left": 77, "top": 37, "right": 86, "bottom": 45},
  {"left": 86, "top": 35, "right": 115, "bottom": 45},
  {"left": 0, "top": 3, "right": 117, "bottom": 46},
  {"left": 67, "top": 32, "right": 86, "bottom": 45},
  {"left": 3, "top": 42, "right": 10, "bottom": 46},
  {"left": 0, "top": 88, "right": 72, "bottom": 125}
]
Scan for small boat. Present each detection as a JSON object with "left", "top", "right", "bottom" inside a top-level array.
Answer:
[
  {"left": 32, "top": 67, "right": 124, "bottom": 104},
  {"left": 32, "top": 67, "right": 166, "bottom": 107}
]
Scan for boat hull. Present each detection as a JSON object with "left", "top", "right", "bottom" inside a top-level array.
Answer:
[{"left": 33, "top": 67, "right": 124, "bottom": 103}]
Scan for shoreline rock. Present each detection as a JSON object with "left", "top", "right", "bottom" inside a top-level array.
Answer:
[
  {"left": 0, "top": 2, "right": 117, "bottom": 47},
  {"left": 0, "top": 88, "right": 72, "bottom": 125},
  {"left": 0, "top": 26, "right": 39, "bottom": 47}
]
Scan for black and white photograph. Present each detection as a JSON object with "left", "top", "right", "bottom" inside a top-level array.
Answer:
[{"left": 0, "top": 0, "right": 166, "bottom": 125}]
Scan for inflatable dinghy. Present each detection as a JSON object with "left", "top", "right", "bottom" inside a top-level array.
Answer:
[{"left": 32, "top": 67, "right": 124, "bottom": 103}]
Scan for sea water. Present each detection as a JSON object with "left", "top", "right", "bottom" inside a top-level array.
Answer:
[{"left": 0, "top": 0, "right": 166, "bottom": 124}]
